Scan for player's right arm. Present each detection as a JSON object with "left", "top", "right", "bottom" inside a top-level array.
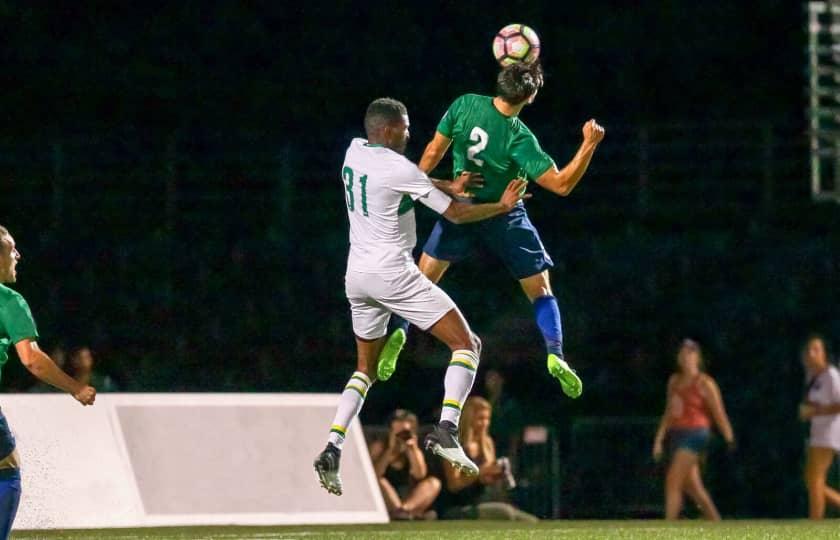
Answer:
[
  {"left": 419, "top": 131, "right": 452, "bottom": 174},
  {"left": 15, "top": 340, "right": 95, "bottom": 405}
]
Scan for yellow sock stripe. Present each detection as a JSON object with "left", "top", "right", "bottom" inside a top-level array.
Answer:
[
  {"left": 450, "top": 351, "right": 478, "bottom": 372},
  {"left": 330, "top": 424, "right": 347, "bottom": 437},
  {"left": 442, "top": 399, "right": 462, "bottom": 411},
  {"left": 350, "top": 374, "right": 371, "bottom": 387},
  {"left": 449, "top": 359, "right": 477, "bottom": 372},
  {"left": 344, "top": 383, "right": 368, "bottom": 399}
]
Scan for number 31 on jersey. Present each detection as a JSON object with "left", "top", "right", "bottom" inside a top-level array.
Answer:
[{"left": 342, "top": 166, "right": 369, "bottom": 216}]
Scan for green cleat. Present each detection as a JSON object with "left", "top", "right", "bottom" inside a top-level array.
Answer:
[
  {"left": 548, "top": 353, "right": 583, "bottom": 398},
  {"left": 377, "top": 328, "right": 406, "bottom": 381}
]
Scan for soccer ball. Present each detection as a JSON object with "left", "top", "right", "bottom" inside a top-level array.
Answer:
[{"left": 492, "top": 24, "right": 540, "bottom": 66}]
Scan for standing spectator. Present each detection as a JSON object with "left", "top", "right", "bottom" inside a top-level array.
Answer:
[
  {"left": 799, "top": 334, "right": 840, "bottom": 519},
  {"left": 439, "top": 396, "right": 537, "bottom": 521},
  {"left": 368, "top": 409, "right": 440, "bottom": 520},
  {"left": 66, "top": 346, "right": 118, "bottom": 392},
  {"left": 653, "top": 339, "right": 735, "bottom": 520}
]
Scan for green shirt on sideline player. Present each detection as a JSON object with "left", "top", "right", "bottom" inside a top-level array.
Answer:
[
  {"left": 436, "top": 93, "right": 555, "bottom": 203},
  {"left": 0, "top": 285, "right": 39, "bottom": 382}
]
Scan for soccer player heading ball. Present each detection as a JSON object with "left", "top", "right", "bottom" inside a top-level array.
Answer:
[
  {"left": 378, "top": 61, "right": 605, "bottom": 398},
  {"left": 314, "top": 99, "right": 529, "bottom": 496}
]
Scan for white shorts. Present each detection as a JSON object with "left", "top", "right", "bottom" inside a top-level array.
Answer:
[{"left": 345, "top": 265, "right": 457, "bottom": 339}]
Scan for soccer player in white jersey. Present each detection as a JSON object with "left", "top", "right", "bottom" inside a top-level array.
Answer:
[{"left": 314, "top": 98, "right": 528, "bottom": 496}]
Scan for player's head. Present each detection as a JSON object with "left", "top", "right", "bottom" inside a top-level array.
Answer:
[
  {"left": 802, "top": 333, "right": 830, "bottom": 372},
  {"left": 364, "top": 98, "right": 410, "bottom": 154},
  {"left": 0, "top": 225, "right": 21, "bottom": 284},
  {"left": 496, "top": 61, "right": 544, "bottom": 106},
  {"left": 676, "top": 338, "right": 705, "bottom": 374}
]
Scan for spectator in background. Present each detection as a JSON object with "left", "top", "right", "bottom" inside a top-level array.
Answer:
[
  {"left": 798, "top": 334, "right": 840, "bottom": 520},
  {"left": 66, "top": 347, "right": 118, "bottom": 392},
  {"left": 653, "top": 339, "right": 735, "bottom": 521},
  {"left": 484, "top": 368, "right": 524, "bottom": 465},
  {"left": 439, "top": 396, "right": 537, "bottom": 521},
  {"left": 369, "top": 409, "right": 440, "bottom": 520}
]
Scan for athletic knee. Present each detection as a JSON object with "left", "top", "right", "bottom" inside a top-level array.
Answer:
[{"left": 470, "top": 333, "right": 482, "bottom": 356}]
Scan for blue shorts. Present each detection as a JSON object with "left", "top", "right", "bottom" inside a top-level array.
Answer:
[
  {"left": 0, "top": 413, "right": 14, "bottom": 463},
  {"left": 422, "top": 203, "right": 553, "bottom": 280},
  {"left": 668, "top": 428, "right": 710, "bottom": 455}
]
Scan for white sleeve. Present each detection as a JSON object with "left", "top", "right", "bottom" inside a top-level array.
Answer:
[
  {"left": 417, "top": 186, "right": 453, "bottom": 214},
  {"left": 391, "top": 161, "right": 452, "bottom": 214}
]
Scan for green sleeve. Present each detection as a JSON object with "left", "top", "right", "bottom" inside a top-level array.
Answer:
[
  {"left": 511, "top": 130, "right": 555, "bottom": 181},
  {"left": 0, "top": 293, "right": 39, "bottom": 344},
  {"left": 435, "top": 96, "right": 464, "bottom": 138}
]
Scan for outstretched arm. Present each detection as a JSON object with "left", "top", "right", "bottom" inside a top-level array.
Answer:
[
  {"left": 536, "top": 119, "right": 605, "bottom": 197},
  {"left": 15, "top": 339, "right": 96, "bottom": 405},
  {"left": 437, "top": 179, "right": 530, "bottom": 224},
  {"left": 419, "top": 132, "right": 452, "bottom": 174}
]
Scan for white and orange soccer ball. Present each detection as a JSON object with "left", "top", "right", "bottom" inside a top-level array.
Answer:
[{"left": 492, "top": 24, "right": 541, "bottom": 66}]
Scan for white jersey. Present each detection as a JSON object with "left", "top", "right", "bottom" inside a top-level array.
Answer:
[
  {"left": 342, "top": 138, "right": 452, "bottom": 273},
  {"left": 808, "top": 365, "right": 840, "bottom": 451}
]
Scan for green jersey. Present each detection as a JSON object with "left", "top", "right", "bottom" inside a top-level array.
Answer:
[
  {"left": 437, "top": 93, "right": 555, "bottom": 203},
  {"left": 0, "top": 284, "right": 39, "bottom": 382}
]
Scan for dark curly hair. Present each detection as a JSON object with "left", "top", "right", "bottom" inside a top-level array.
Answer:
[{"left": 496, "top": 62, "right": 544, "bottom": 105}]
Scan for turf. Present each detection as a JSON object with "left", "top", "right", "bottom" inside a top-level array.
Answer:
[{"left": 10, "top": 520, "right": 840, "bottom": 540}]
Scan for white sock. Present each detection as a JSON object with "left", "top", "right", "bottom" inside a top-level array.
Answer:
[
  {"left": 439, "top": 349, "right": 479, "bottom": 426},
  {"left": 327, "top": 371, "right": 372, "bottom": 450}
]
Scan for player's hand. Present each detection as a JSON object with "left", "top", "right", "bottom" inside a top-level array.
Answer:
[
  {"left": 499, "top": 179, "right": 531, "bottom": 210},
  {"left": 404, "top": 436, "right": 418, "bottom": 449},
  {"left": 800, "top": 402, "right": 817, "bottom": 421},
  {"left": 582, "top": 119, "right": 605, "bottom": 145},
  {"left": 451, "top": 171, "right": 485, "bottom": 197},
  {"left": 74, "top": 385, "right": 96, "bottom": 406}
]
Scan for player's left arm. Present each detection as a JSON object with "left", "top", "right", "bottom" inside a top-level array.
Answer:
[
  {"left": 535, "top": 119, "right": 605, "bottom": 197},
  {"left": 15, "top": 340, "right": 95, "bottom": 405},
  {"left": 419, "top": 131, "right": 452, "bottom": 174},
  {"left": 702, "top": 376, "right": 735, "bottom": 446}
]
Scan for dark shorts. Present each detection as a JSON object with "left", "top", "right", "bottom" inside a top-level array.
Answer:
[
  {"left": 422, "top": 203, "right": 553, "bottom": 280},
  {"left": 668, "top": 428, "right": 710, "bottom": 455}
]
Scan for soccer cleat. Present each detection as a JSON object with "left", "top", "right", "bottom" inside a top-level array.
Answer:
[
  {"left": 424, "top": 421, "right": 479, "bottom": 476},
  {"left": 313, "top": 443, "right": 343, "bottom": 496},
  {"left": 376, "top": 328, "right": 406, "bottom": 381},
  {"left": 548, "top": 353, "right": 583, "bottom": 398}
]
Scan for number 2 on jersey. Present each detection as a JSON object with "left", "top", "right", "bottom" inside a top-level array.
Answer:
[
  {"left": 342, "top": 166, "right": 368, "bottom": 216},
  {"left": 467, "top": 126, "right": 489, "bottom": 167}
]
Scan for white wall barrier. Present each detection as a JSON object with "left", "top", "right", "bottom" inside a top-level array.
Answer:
[{"left": 2, "top": 393, "right": 387, "bottom": 530}]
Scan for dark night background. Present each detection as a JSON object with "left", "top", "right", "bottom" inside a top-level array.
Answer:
[{"left": 0, "top": 0, "right": 837, "bottom": 518}]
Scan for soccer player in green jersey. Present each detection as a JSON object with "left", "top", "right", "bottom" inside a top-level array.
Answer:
[
  {"left": 378, "top": 62, "right": 605, "bottom": 398},
  {"left": 0, "top": 225, "right": 96, "bottom": 538}
]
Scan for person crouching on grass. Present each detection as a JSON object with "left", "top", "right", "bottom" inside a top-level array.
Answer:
[
  {"left": 368, "top": 409, "right": 440, "bottom": 520},
  {"left": 799, "top": 333, "right": 840, "bottom": 520}
]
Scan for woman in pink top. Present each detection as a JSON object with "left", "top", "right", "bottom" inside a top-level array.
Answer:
[
  {"left": 653, "top": 339, "right": 736, "bottom": 520},
  {"left": 798, "top": 334, "right": 840, "bottom": 519}
]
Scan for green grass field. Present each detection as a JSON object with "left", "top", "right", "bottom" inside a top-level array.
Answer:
[{"left": 10, "top": 521, "right": 840, "bottom": 540}]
